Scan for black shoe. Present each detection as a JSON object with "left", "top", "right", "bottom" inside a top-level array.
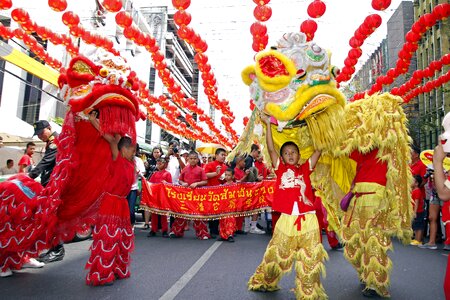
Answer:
[
  {"left": 256, "top": 223, "right": 264, "bottom": 230},
  {"left": 38, "top": 245, "right": 65, "bottom": 263},
  {"left": 162, "top": 231, "right": 169, "bottom": 238},
  {"left": 227, "top": 236, "right": 235, "bottom": 243},
  {"left": 331, "top": 243, "right": 344, "bottom": 251},
  {"left": 147, "top": 231, "right": 156, "bottom": 237},
  {"left": 362, "top": 288, "right": 380, "bottom": 298},
  {"left": 141, "top": 224, "right": 150, "bottom": 230},
  {"left": 169, "top": 232, "right": 181, "bottom": 238},
  {"left": 235, "top": 230, "right": 247, "bottom": 235}
]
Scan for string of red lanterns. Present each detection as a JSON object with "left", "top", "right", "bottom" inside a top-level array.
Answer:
[
  {"left": 250, "top": 0, "right": 270, "bottom": 53},
  {"left": 351, "top": 3, "right": 449, "bottom": 100}
]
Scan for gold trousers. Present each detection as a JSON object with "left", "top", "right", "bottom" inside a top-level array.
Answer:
[
  {"left": 248, "top": 213, "right": 328, "bottom": 300},
  {"left": 341, "top": 183, "right": 392, "bottom": 297}
]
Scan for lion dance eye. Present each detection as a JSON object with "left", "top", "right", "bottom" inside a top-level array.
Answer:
[
  {"left": 441, "top": 139, "right": 448, "bottom": 145},
  {"left": 296, "top": 69, "right": 306, "bottom": 78}
]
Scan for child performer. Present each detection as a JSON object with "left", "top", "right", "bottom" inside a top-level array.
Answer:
[
  {"left": 169, "top": 151, "right": 210, "bottom": 239},
  {"left": 147, "top": 157, "right": 172, "bottom": 237},
  {"left": 218, "top": 168, "right": 237, "bottom": 242},
  {"left": 410, "top": 175, "right": 425, "bottom": 246},
  {"left": 248, "top": 115, "right": 328, "bottom": 299},
  {"left": 86, "top": 111, "right": 135, "bottom": 286}
]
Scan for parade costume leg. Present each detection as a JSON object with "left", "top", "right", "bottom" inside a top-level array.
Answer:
[
  {"left": 248, "top": 214, "right": 328, "bottom": 299},
  {"left": 341, "top": 184, "right": 392, "bottom": 297},
  {"left": 86, "top": 194, "right": 134, "bottom": 286},
  {"left": 235, "top": 217, "right": 244, "bottom": 231},
  {"left": 219, "top": 217, "right": 236, "bottom": 239},
  {"left": 193, "top": 221, "right": 211, "bottom": 239},
  {"left": 170, "top": 218, "right": 187, "bottom": 237}
]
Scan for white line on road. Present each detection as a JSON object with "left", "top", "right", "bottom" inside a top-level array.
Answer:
[{"left": 159, "top": 241, "right": 223, "bottom": 300}]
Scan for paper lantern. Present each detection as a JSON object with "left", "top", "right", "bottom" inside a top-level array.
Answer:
[
  {"left": 253, "top": 5, "right": 272, "bottom": 22},
  {"left": 11, "top": 8, "right": 30, "bottom": 23},
  {"left": 48, "top": 0, "right": 67, "bottom": 12},
  {"left": 433, "top": 3, "right": 450, "bottom": 20},
  {"left": 0, "top": 0, "right": 12, "bottom": 10},
  {"left": 250, "top": 22, "right": 267, "bottom": 36},
  {"left": 172, "top": 0, "right": 191, "bottom": 10},
  {"left": 307, "top": 0, "right": 326, "bottom": 18},
  {"left": 300, "top": 19, "right": 317, "bottom": 41},
  {"left": 102, "top": 0, "right": 122, "bottom": 13},
  {"left": 371, "top": 0, "right": 391, "bottom": 11},
  {"left": 364, "top": 14, "right": 382, "bottom": 29},
  {"left": 173, "top": 10, "right": 191, "bottom": 26},
  {"left": 115, "top": 11, "right": 133, "bottom": 28},
  {"left": 62, "top": 11, "right": 80, "bottom": 27},
  {"left": 349, "top": 37, "right": 363, "bottom": 48}
]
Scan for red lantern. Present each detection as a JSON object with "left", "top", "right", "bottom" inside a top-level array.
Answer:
[
  {"left": 421, "top": 13, "right": 437, "bottom": 28},
  {"left": 253, "top": 5, "right": 272, "bottom": 22},
  {"left": 48, "top": 0, "right": 67, "bottom": 12},
  {"left": 0, "top": 0, "right": 12, "bottom": 10},
  {"left": 13, "top": 28, "right": 26, "bottom": 39},
  {"left": 11, "top": 8, "right": 30, "bottom": 23},
  {"left": 173, "top": 10, "right": 191, "bottom": 26},
  {"left": 411, "top": 22, "right": 426, "bottom": 34},
  {"left": 349, "top": 37, "right": 363, "bottom": 48},
  {"left": 300, "top": 19, "right": 317, "bottom": 41},
  {"left": 250, "top": 22, "right": 267, "bottom": 36},
  {"left": 364, "top": 14, "right": 382, "bottom": 29},
  {"left": 115, "top": 11, "right": 133, "bottom": 28},
  {"left": 442, "top": 53, "right": 450, "bottom": 65},
  {"left": 243, "top": 117, "right": 249, "bottom": 126},
  {"left": 177, "top": 25, "right": 194, "bottom": 40},
  {"left": 172, "top": 0, "right": 191, "bottom": 10},
  {"left": 344, "top": 57, "right": 357, "bottom": 68},
  {"left": 62, "top": 11, "right": 80, "bottom": 27},
  {"left": 371, "top": 0, "right": 391, "bottom": 11},
  {"left": 307, "top": 0, "right": 326, "bottom": 18},
  {"left": 433, "top": 4, "right": 450, "bottom": 20},
  {"left": 348, "top": 48, "right": 362, "bottom": 59},
  {"left": 405, "top": 30, "right": 421, "bottom": 43},
  {"left": 253, "top": 0, "right": 270, "bottom": 4},
  {"left": 102, "top": 0, "right": 122, "bottom": 13}
]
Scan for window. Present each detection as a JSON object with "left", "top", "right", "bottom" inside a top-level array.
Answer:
[{"left": 145, "top": 119, "right": 152, "bottom": 144}]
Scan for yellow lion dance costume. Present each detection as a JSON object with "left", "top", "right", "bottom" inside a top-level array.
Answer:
[{"left": 231, "top": 33, "right": 412, "bottom": 299}]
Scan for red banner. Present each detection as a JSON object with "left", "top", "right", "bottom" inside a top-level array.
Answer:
[{"left": 140, "top": 180, "right": 275, "bottom": 220}]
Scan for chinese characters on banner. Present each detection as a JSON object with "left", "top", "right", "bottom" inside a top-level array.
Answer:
[{"left": 140, "top": 180, "right": 275, "bottom": 220}]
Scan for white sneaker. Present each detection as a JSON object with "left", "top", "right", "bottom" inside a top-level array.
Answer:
[
  {"left": 249, "top": 227, "right": 265, "bottom": 235},
  {"left": 0, "top": 269, "right": 12, "bottom": 277},
  {"left": 23, "top": 258, "right": 45, "bottom": 269}
]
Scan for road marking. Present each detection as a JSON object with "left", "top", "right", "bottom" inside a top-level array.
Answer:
[{"left": 159, "top": 241, "right": 223, "bottom": 300}]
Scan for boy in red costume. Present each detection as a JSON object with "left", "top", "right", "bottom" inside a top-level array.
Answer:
[
  {"left": 169, "top": 151, "right": 210, "bottom": 239},
  {"left": 85, "top": 111, "right": 135, "bottom": 286},
  {"left": 248, "top": 115, "right": 327, "bottom": 299},
  {"left": 146, "top": 158, "right": 172, "bottom": 237}
]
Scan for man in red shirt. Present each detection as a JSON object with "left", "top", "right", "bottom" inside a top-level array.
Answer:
[
  {"left": 204, "top": 148, "right": 228, "bottom": 238},
  {"left": 169, "top": 151, "right": 210, "bottom": 239},
  {"left": 18, "top": 142, "right": 35, "bottom": 173}
]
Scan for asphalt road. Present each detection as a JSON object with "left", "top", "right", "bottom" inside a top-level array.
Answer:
[{"left": 0, "top": 221, "right": 447, "bottom": 300}]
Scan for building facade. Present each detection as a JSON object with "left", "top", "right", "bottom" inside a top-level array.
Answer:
[{"left": 414, "top": 0, "right": 450, "bottom": 150}]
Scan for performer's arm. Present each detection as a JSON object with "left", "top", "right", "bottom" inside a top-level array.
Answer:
[
  {"left": 88, "top": 110, "right": 120, "bottom": 160},
  {"left": 433, "top": 144, "right": 450, "bottom": 201},
  {"left": 262, "top": 114, "right": 278, "bottom": 166},
  {"left": 309, "top": 150, "right": 321, "bottom": 170}
]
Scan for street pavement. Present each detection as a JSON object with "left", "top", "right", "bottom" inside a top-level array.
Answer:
[{"left": 0, "top": 221, "right": 447, "bottom": 300}]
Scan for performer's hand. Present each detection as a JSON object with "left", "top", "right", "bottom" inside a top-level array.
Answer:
[
  {"left": 434, "top": 143, "right": 446, "bottom": 164},
  {"left": 189, "top": 182, "right": 197, "bottom": 188},
  {"left": 216, "top": 165, "right": 222, "bottom": 174},
  {"left": 260, "top": 113, "right": 271, "bottom": 125}
]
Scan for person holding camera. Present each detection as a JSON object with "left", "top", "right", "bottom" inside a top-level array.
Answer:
[{"left": 166, "top": 140, "right": 185, "bottom": 184}]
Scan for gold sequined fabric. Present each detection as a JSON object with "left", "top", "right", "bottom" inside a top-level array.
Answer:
[{"left": 248, "top": 214, "right": 329, "bottom": 299}]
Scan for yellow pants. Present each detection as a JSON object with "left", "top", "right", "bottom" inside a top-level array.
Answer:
[
  {"left": 341, "top": 182, "right": 392, "bottom": 297},
  {"left": 248, "top": 213, "right": 328, "bottom": 300}
]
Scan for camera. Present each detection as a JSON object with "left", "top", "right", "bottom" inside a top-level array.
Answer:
[
  {"left": 173, "top": 147, "right": 178, "bottom": 154},
  {"left": 424, "top": 168, "right": 434, "bottom": 179}
]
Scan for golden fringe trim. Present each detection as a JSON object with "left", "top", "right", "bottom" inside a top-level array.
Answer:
[
  {"left": 139, "top": 205, "right": 269, "bottom": 221},
  {"left": 305, "top": 104, "right": 347, "bottom": 151},
  {"left": 248, "top": 220, "right": 328, "bottom": 299}
]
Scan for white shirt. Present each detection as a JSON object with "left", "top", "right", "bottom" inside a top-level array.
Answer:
[
  {"left": 167, "top": 155, "right": 181, "bottom": 184},
  {"left": 131, "top": 156, "right": 146, "bottom": 190}
]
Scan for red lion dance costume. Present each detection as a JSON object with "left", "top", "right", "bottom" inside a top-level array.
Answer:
[{"left": 0, "top": 49, "right": 142, "bottom": 286}]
